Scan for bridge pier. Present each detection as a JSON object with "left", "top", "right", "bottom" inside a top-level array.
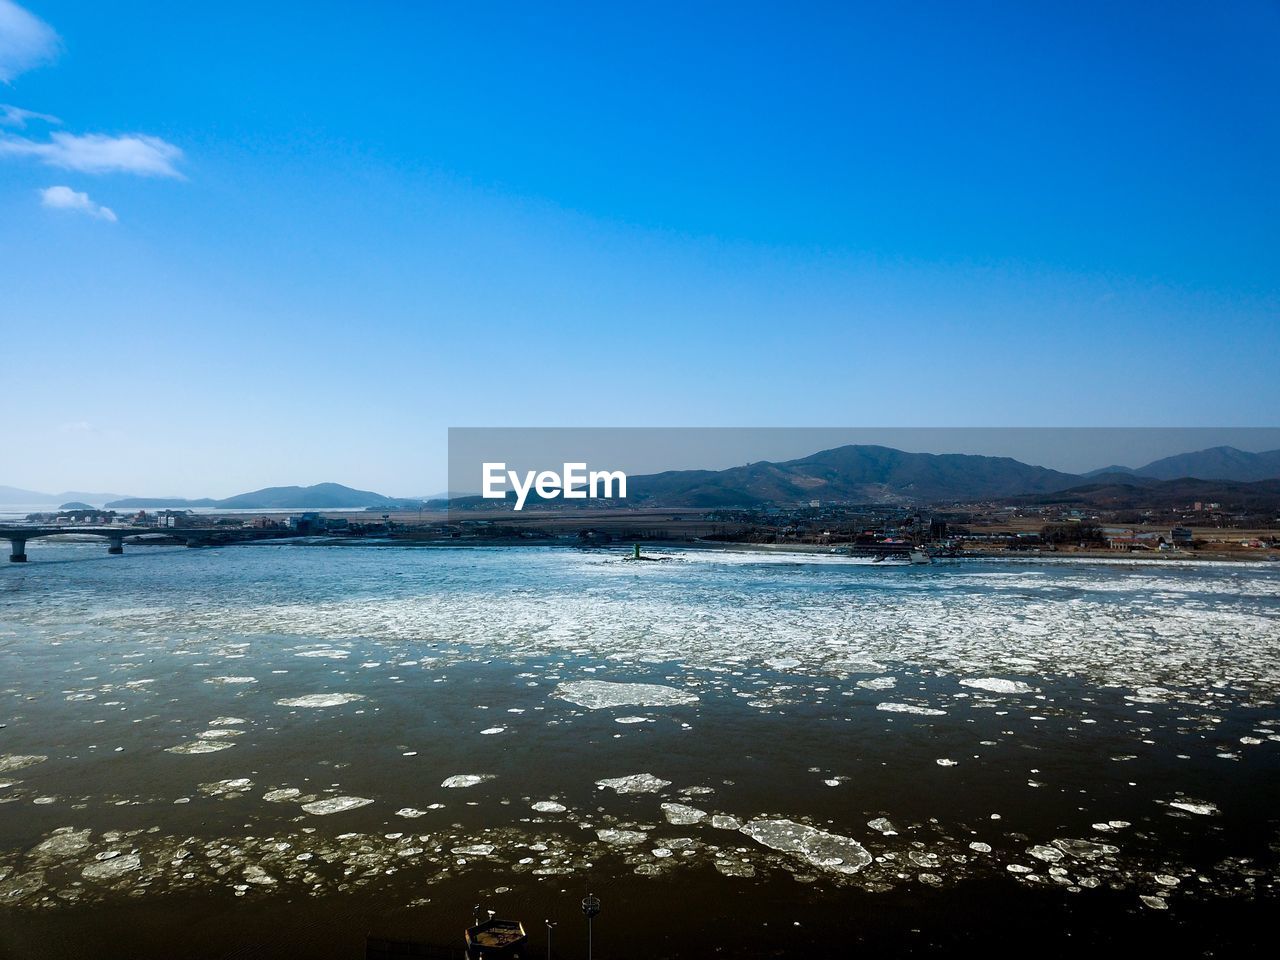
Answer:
[
  {"left": 107, "top": 533, "right": 124, "bottom": 555},
  {"left": 8, "top": 538, "right": 27, "bottom": 562}
]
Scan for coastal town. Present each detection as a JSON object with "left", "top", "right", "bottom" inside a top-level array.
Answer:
[{"left": 11, "top": 497, "right": 1279, "bottom": 563}]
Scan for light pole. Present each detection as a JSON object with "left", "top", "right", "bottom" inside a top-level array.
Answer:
[
  {"left": 545, "top": 919, "right": 557, "bottom": 960},
  {"left": 581, "top": 895, "right": 601, "bottom": 960}
]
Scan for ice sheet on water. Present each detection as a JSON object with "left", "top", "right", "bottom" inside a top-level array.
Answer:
[
  {"left": 30, "top": 828, "right": 92, "bottom": 859},
  {"left": 740, "top": 819, "right": 872, "bottom": 875},
  {"left": 595, "top": 773, "right": 671, "bottom": 794},
  {"left": 264, "top": 788, "right": 300, "bottom": 802},
  {"left": 165, "top": 740, "right": 234, "bottom": 754},
  {"left": 275, "top": 693, "right": 365, "bottom": 707},
  {"left": 857, "top": 677, "right": 896, "bottom": 690},
  {"left": 199, "top": 778, "right": 253, "bottom": 797},
  {"left": 0, "top": 755, "right": 47, "bottom": 773},
  {"left": 959, "top": 678, "right": 1034, "bottom": 694},
  {"left": 81, "top": 853, "right": 141, "bottom": 880},
  {"left": 1167, "top": 799, "right": 1219, "bottom": 816},
  {"left": 867, "top": 818, "right": 897, "bottom": 836},
  {"left": 441, "top": 775, "right": 493, "bottom": 788},
  {"left": 596, "top": 829, "right": 647, "bottom": 845},
  {"left": 301, "top": 796, "right": 374, "bottom": 815},
  {"left": 1052, "top": 839, "right": 1119, "bottom": 859},
  {"left": 205, "top": 677, "right": 256, "bottom": 685},
  {"left": 554, "top": 680, "right": 698, "bottom": 710},
  {"left": 660, "top": 803, "right": 707, "bottom": 825},
  {"left": 876, "top": 702, "right": 946, "bottom": 716},
  {"left": 532, "top": 801, "right": 567, "bottom": 813}
]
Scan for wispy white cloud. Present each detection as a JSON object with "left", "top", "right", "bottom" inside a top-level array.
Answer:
[
  {"left": 2, "top": 130, "right": 184, "bottom": 177},
  {"left": 0, "top": 101, "right": 58, "bottom": 127},
  {"left": 58, "top": 420, "right": 98, "bottom": 434},
  {"left": 0, "top": 0, "right": 60, "bottom": 83},
  {"left": 40, "top": 184, "right": 117, "bottom": 222}
]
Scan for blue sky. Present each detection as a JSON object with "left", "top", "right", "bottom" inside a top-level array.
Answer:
[{"left": 1, "top": 1, "right": 1277, "bottom": 496}]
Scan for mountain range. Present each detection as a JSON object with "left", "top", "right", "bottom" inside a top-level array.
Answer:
[
  {"left": 103, "top": 484, "right": 418, "bottom": 510},
  {"left": 4, "top": 445, "right": 1279, "bottom": 510},
  {"left": 1085, "top": 446, "right": 1280, "bottom": 482},
  {"left": 0, "top": 485, "right": 129, "bottom": 506},
  {"left": 622, "top": 445, "right": 1280, "bottom": 507}
]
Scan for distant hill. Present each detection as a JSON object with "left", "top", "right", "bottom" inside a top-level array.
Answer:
[
  {"left": 106, "top": 497, "right": 219, "bottom": 509},
  {"left": 626, "top": 444, "right": 1084, "bottom": 506},
  {"left": 106, "top": 483, "right": 413, "bottom": 510},
  {"left": 0, "top": 485, "right": 130, "bottom": 506},
  {"left": 1131, "top": 446, "right": 1280, "bottom": 482},
  {"left": 1082, "top": 464, "right": 1140, "bottom": 478},
  {"left": 1012, "top": 477, "right": 1280, "bottom": 511}
]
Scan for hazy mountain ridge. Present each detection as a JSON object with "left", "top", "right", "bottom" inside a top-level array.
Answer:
[
  {"left": 1012, "top": 477, "right": 1280, "bottom": 511},
  {"left": 1131, "top": 446, "right": 1280, "bottom": 482},
  {"left": 104, "top": 483, "right": 411, "bottom": 510},
  {"left": 7, "top": 445, "right": 1279, "bottom": 511},
  {"left": 626, "top": 445, "right": 1083, "bottom": 506},
  {"left": 0, "top": 485, "right": 131, "bottom": 505}
]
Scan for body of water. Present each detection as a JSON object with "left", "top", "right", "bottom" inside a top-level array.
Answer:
[{"left": 1, "top": 543, "right": 1278, "bottom": 957}]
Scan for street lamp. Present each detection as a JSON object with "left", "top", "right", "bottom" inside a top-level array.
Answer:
[
  {"left": 581, "top": 895, "right": 601, "bottom": 960},
  {"left": 545, "top": 919, "right": 557, "bottom": 960}
]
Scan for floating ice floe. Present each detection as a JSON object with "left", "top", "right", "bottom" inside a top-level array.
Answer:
[
  {"left": 764, "top": 657, "right": 801, "bottom": 671},
  {"left": 1167, "top": 799, "right": 1219, "bottom": 816},
  {"left": 876, "top": 702, "right": 946, "bottom": 716},
  {"left": 263, "top": 788, "right": 300, "bottom": 802},
  {"left": 441, "top": 775, "right": 493, "bottom": 789},
  {"left": 660, "top": 802, "right": 707, "bottom": 825},
  {"left": 595, "top": 773, "right": 671, "bottom": 794},
  {"left": 740, "top": 819, "right": 872, "bottom": 875},
  {"left": 711, "top": 815, "right": 742, "bottom": 830},
  {"left": 199, "top": 778, "right": 253, "bottom": 797},
  {"left": 452, "top": 844, "right": 494, "bottom": 856},
  {"left": 1028, "top": 844, "right": 1063, "bottom": 862},
  {"left": 300, "top": 795, "right": 374, "bottom": 815},
  {"left": 958, "top": 678, "right": 1034, "bottom": 694},
  {"left": 554, "top": 680, "right": 698, "bottom": 710},
  {"left": 205, "top": 676, "right": 256, "bottom": 685},
  {"left": 596, "top": 828, "right": 647, "bottom": 845},
  {"left": 856, "top": 677, "right": 896, "bottom": 690},
  {"left": 165, "top": 740, "right": 235, "bottom": 755},
  {"left": 867, "top": 818, "right": 898, "bottom": 836},
  {"left": 480, "top": 727, "right": 506, "bottom": 735},
  {"left": 396, "top": 807, "right": 427, "bottom": 818},
  {"left": 275, "top": 693, "right": 365, "bottom": 708},
  {"left": 0, "top": 755, "right": 47, "bottom": 773},
  {"left": 30, "top": 828, "right": 92, "bottom": 859},
  {"left": 81, "top": 853, "right": 141, "bottom": 880},
  {"left": 532, "top": 801, "right": 567, "bottom": 813}
]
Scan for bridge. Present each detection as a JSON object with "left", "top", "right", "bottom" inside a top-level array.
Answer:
[{"left": 1, "top": 526, "right": 279, "bottom": 562}]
